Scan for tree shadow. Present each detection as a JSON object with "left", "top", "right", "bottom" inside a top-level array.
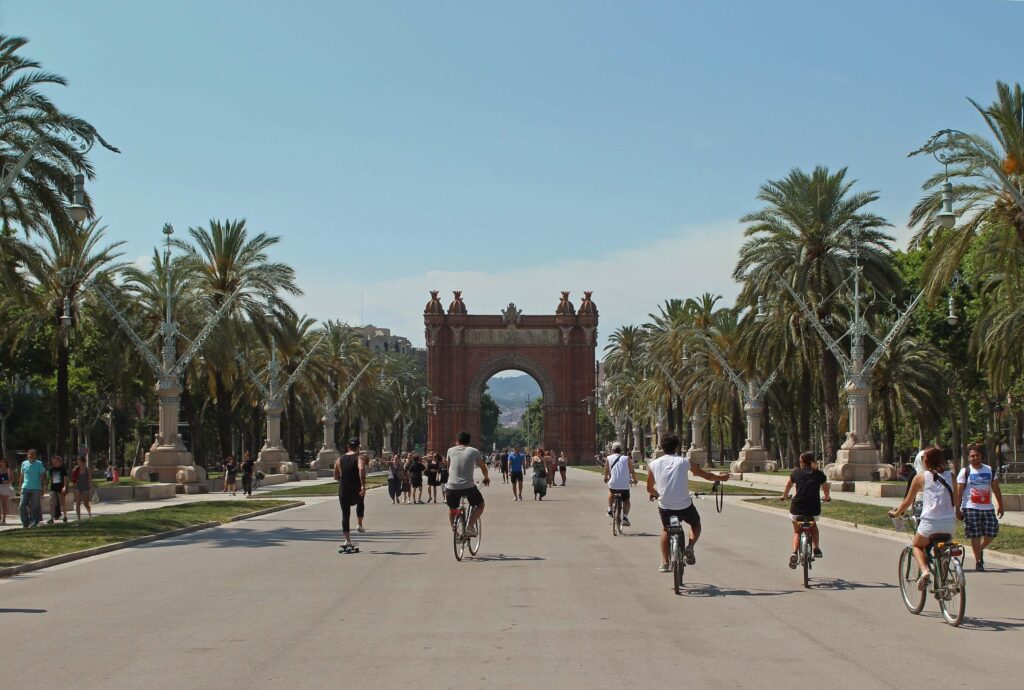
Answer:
[
  {"left": 677, "top": 582, "right": 797, "bottom": 598},
  {"left": 139, "top": 527, "right": 432, "bottom": 550},
  {"left": 810, "top": 577, "right": 897, "bottom": 592}
]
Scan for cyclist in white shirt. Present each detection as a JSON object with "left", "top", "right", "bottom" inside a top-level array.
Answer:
[
  {"left": 604, "top": 442, "right": 637, "bottom": 526},
  {"left": 646, "top": 434, "right": 730, "bottom": 573}
]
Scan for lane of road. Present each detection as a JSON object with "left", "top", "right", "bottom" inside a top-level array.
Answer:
[{"left": 2, "top": 469, "right": 1021, "bottom": 689}]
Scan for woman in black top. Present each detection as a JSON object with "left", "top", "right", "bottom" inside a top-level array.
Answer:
[
  {"left": 425, "top": 454, "right": 441, "bottom": 504},
  {"left": 335, "top": 439, "right": 367, "bottom": 549},
  {"left": 780, "top": 452, "right": 831, "bottom": 568},
  {"left": 223, "top": 455, "right": 238, "bottom": 496},
  {"left": 407, "top": 453, "right": 426, "bottom": 504}
]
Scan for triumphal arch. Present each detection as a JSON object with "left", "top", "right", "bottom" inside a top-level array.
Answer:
[{"left": 424, "top": 290, "right": 598, "bottom": 462}]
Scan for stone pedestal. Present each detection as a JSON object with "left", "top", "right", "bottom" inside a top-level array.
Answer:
[
  {"left": 257, "top": 405, "right": 296, "bottom": 475},
  {"left": 827, "top": 444, "right": 896, "bottom": 481},
  {"left": 730, "top": 447, "right": 771, "bottom": 473},
  {"left": 311, "top": 411, "right": 340, "bottom": 470},
  {"left": 132, "top": 444, "right": 207, "bottom": 485},
  {"left": 687, "top": 412, "right": 707, "bottom": 467}
]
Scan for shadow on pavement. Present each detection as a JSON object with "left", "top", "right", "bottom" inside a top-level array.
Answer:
[
  {"left": 468, "top": 553, "right": 545, "bottom": 562},
  {"left": 367, "top": 551, "right": 427, "bottom": 556},
  {"left": 139, "top": 527, "right": 433, "bottom": 550},
  {"left": 677, "top": 583, "right": 797, "bottom": 598},
  {"left": 0, "top": 608, "right": 47, "bottom": 614},
  {"left": 810, "top": 578, "right": 897, "bottom": 592},
  {"left": 916, "top": 612, "right": 1024, "bottom": 632}
]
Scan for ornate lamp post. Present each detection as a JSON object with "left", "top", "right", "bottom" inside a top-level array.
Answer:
[
  {"left": 63, "top": 223, "right": 246, "bottom": 487},
  {"left": 683, "top": 337, "right": 779, "bottom": 473},
  {"left": 237, "top": 321, "right": 328, "bottom": 477},
  {"left": 311, "top": 359, "right": 376, "bottom": 470},
  {"left": 652, "top": 358, "right": 710, "bottom": 467}
]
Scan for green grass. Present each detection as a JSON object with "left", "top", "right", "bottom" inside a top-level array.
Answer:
[
  {"left": 93, "top": 478, "right": 157, "bottom": 488},
  {"left": 745, "top": 498, "right": 1024, "bottom": 557},
  {"left": 573, "top": 465, "right": 778, "bottom": 495},
  {"left": 0, "top": 500, "right": 295, "bottom": 567},
  {"left": 265, "top": 476, "right": 387, "bottom": 496}
]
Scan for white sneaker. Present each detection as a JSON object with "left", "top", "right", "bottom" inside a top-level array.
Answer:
[
  {"left": 606, "top": 508, "right": 612, "bottom": 517},
  {"left": 621, "top": 516, "right": 631, "bottom": 527},
  {"left": 659, "top": 562, "right": 671, "bottom": 573},
  {"left": 356, "top": 525, "right": 365, "bottom": 533}
]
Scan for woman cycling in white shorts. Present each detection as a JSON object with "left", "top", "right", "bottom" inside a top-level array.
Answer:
[{"left": 889, "top": 446, "right": 960, "bottom": 591}]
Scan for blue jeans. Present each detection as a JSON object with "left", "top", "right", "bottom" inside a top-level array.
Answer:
[{"left": 19, "top": 489, "right": 42, "bottom": 526}]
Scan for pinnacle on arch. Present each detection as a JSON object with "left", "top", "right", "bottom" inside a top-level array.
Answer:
[{"left": 448, "top": 290, "right": 467, "bottom": 315}]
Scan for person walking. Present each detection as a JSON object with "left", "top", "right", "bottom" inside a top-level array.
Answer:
[
  {"left": 386, "top": 454, "right": 402, "bottom": 504},
  {"left": 0, "top": 457, "right": 13, "bottom": 524},
  {"left": 544, "top": 450, "right": 555, "bottom": 490},
  {"left": 71, "top": 455, "right": 93, "bottom": 520},
  {"left": 957, "top": 445, "right": 1004, "bottom": 571},
  {"left": 240, "top": 451, "right": 255, "bottom": 498},
  {"left": 438, "top": 452, "right": 450, "bottom": 503},
  {"left": 508, "top": 445, "right": 526, "bottom": 501},
  {"left": 425, "top": 453, "right": 441, "bottom": 504},
  {"left": 558, "top": 452, "right": 568, "bottom": 486},
  {"left": 19, "top": 449, "right": 45, "bottom": 528},
  {"left": 499, "top": 450, "right": 509, "bottom": 484},
  {"left": 46, "top": 455, "right": 69, "bottom": 524},
  {"left": 400, "top": 456, "right": 412, "bottom": 504},
  {"left": 335, "top": 438, "right": 367, "bottom": 552},
  {"left": 408, "top": 453, "right": 426, "bottom": 504},
  {"left": 531, "top": 449, "right": 548, "bottom": 500},
  {"left": 223, "top": 455, "right": 238, "bottom": 495}
]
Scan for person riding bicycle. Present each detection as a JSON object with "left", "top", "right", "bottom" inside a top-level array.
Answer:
[
  {"left": 779, "top": 451, "right": 831, "bottom": 568},
  {"left": 646, "top": 434, "right": 730, "bottom": 573},
  {"left": 445, "top": 431, "right": 491, "bottom": 536},
  {"left": 604, "top": 441, "right": 637, "bottom": 526},
  {"left": 889, "top": 446, "right": 960, "bottom": 591}
]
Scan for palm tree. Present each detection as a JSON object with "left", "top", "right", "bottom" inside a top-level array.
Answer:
[
  {"left": 0, "top": 34, "right": 117, "bottom": 234},
  {"left": 3, "top": 219, "right": 124, "bottom": 455},
  {"left": 734, "top": 166, "right": 896, "bottom": 462},
  {"left": 175, "top": 219, "right": 301, "bottom": 460}
]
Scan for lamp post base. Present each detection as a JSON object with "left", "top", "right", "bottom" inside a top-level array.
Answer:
[
  {"left": 132, "top": 447, "right": 207, "bottom": 487},
  {"left": 826, "top": 447, "right": 896, "bottom": 481},
  {"left": 687, "top": 449, "right": 708, "bottom": 468},
  {"left": 256, "top": 447, "right": 297, "bottom": 477},
  {"left": 311, "top": 449, "right": 340, "bottom": 471},
  {"left": 730, "top": 447, "right": 776, "bottom": 473}
]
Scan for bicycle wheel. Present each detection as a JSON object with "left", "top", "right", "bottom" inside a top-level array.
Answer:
[
  {"left": 469, "top": 517, "right": 482, "bottom": 556},
  {"left": 714, "top": 481, "right": 724, "bottom": 513},
  {"left": 672, "top": 536, "right": 683, "bottom": 595},
  {"left": 939, "top": 556, "right": 966, "bottom": 627},
  {"left": 898, "top": 546, "right": 926, "bottom": 614},
  {"left": 801, "top": 534, "right": 811, "bottom": 588},
  {"left": 453, "top": 513, "right": 466, "bottom": 561},
  {"left": 611, "top": 498, "right": 620, "bottom": 537}
]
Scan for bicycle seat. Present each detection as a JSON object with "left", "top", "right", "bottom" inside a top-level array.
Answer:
[
  {"left": 793, "top": 515, "right": 816, "bottom": 523},
  {"left": 927, "top": 533, "right": 952, "bottom": 544}
]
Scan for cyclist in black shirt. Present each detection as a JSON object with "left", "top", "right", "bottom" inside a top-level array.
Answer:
[{"left": 780, "top": 452, "right": 831, "bottom": 568}]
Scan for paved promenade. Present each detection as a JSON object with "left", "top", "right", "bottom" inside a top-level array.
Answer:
[{"left": 2, "top": 469, "right": 1022, "bottom": 689}]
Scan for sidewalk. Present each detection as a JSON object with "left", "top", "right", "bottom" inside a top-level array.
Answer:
[
  {"left": 0, "top": 476, "right": 340, "bottom": 532},
  {"left": 736, "top": 475, "right": 1024, "bottom": 528}
]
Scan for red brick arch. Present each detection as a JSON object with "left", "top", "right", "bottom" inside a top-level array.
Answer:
[{"left": 424, "top": 292, "right": 598, "bottom": 462}]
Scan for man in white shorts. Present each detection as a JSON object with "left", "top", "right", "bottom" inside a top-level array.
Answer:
[{"left": 604, "top": 442, "right": 637, "bottom": 526}]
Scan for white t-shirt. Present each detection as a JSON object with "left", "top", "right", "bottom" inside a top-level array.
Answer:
[
  {"left": 606, "top": 453, "right": 631, "bottom": 490},
  {"left": 957, "top": 464, "right": 997, "bottom": 511},
  {"left": 648, "top": 454, "right": 692, "bottom": 510}
]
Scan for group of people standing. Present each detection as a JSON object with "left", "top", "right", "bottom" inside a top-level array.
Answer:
[
  {"left": 385, "top": 451, "right": 448, "bottom": 505},
  {"left": 1, "top": 450, "right": 95, "bottom": 527},
  {"left": 493, "top": 447, "right": 567, "bottom": 501},
  {"left": 221, "top": 451, "right": 257, "bottom": 497}
]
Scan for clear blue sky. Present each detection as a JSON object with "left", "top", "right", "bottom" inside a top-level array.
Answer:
[{"left": 2, "top": 1, "right": 1022, "bottom": 345}]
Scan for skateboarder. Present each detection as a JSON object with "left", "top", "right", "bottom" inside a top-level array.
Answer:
[{"left": 335, "top": 438, "right": 367, "bottom": 553}]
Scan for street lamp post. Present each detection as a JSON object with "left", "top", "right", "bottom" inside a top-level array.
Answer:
[
  {"left": 684, "top": 335, "right": 780, "bottom": 473},
  {"left": 63, "top": 223, "right": 246, "bottom": 487},
  {"left": 311, "top": 359, "right": 376, "bottom": 470},
  {"left": 652, "top": 358, "right": 710, "bottom": 467},
  {"left": 236, "top": 322, "right": 328, "bottom": 477}
]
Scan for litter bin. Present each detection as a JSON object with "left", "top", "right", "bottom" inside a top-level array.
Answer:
[{"left": 870, "top": 470, "right": 881, "bottom": 481}]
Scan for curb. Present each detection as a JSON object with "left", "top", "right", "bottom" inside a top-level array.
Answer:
[
  {"left": 737, "top": 498, "right": 1024, "bottom": 568},
  {"left": 0, "top": 500, "right": 305, "bottom": 578}
]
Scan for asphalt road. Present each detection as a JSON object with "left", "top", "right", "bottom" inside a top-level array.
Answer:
[{"left": 2, "top": 469, "right": 1021, "bottom": 689}]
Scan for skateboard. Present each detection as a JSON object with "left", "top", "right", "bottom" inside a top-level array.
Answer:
[{"left": 339, "top": 544, "right": 360, "bottom": 554}]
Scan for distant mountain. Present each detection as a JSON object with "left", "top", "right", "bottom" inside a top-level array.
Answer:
[{"left": 486, "top": 374, "right": 542, "bottom": 413}]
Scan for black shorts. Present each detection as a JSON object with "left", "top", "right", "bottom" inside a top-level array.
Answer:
[
  {"left": 609, "top": 488, "right": 631, "bottom": 502},
  {"left": 500, "top": 463, "right": 508, "bottom": 472},
  {"left": 411, "top": 478, "right": 423, "bottom": 488},
  {"left": 445, "top": 486, "right": 484, "bottom": 510},
  {"left": 510, "top": 471, "right": 524, "bottom": 483},
  {"left": 659, "top": 505, "right": 701, "bottom": 529},
  {"left": 427, "top": 476, "right": 440, "bottom": 487}
]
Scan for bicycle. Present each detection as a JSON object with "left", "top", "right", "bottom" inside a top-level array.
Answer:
[
  {"left": 452, "top": 494, "right": 482, "bottom": 561},
  {"left": 793, "top": 516, "right": 816, "bottom": 588},
  {"left": 891, "top": 514, "right": 967, "bottom": 627},
  {"left": 611, "top": 491, "right": 624, "bottom": 536},
  {"left": 693, "top": 480, "right": 724, "bottom": 513},
  {"left": 668, "top": 515, "right": 687, "bottom": 594}
]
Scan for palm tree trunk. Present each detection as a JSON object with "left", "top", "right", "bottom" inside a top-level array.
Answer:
[
  {"left": 56, "top": 325, "right": 69, "bottom": 458},
  {"left": 820, "top": 351, "right": 840, "bottom": 462},
  {"left": 881, "top": 394, "right": 895, "bottom": 465},
  {"left": 213, "top": 370, "right": 233, "bottom": 461},
  {"left": 799, "top": 364, "right": 812, "bottom": 451}
]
